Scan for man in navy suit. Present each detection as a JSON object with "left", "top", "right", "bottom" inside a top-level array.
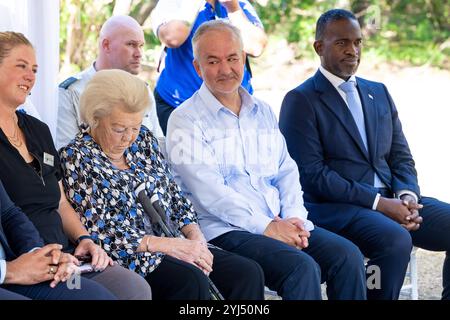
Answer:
[
  {"left": 0, "top": 181, "right": 114, "bottom": 300},
  {"left": 279, "top": 9, "right": 450, "bottom": 300}
]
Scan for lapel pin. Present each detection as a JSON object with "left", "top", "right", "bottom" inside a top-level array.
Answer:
[{"left": 368, "top": 94, "right": 374, "bottom": 100}]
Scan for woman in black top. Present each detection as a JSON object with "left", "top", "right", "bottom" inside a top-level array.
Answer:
[{"left": 0, "top": 31, "right": 151, "bottom": 300}]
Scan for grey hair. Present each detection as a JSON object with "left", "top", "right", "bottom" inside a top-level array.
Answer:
[
  {"left": 80, "top": 69, "right": 150, "bottom": 128},
  {"left": 192, "top": 20, "right": 243, "bottom": 59}
]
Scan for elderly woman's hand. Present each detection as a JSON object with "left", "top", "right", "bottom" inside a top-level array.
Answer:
[
  {"left": 168, "top": 237, "right": 214, "bottom": 275},
  {"left": 142, "top": 235, "right": 214, "bottom": 275},
  {"left": 74, "top": 238, "right": 114, "bottom": 272},
  {"left": 182, "top": 224, "right": 207, "bottom": 244},
  {"left": 180, "top": 224, "right": 213, "bottom": 274}
]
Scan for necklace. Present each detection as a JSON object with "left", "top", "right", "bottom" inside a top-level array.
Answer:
[
  {"left": 106, "top": 153, "right": 124, "bottom": 162},
  {"left": 1, "top": 114, "right": 23, "bottom": 148}
]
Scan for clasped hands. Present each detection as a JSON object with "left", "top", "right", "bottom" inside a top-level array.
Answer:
[
  {"left": 5, "top": 244, "right": 81, "bottom": 288},
  {"left": 377, "top": 194, "right": 423, "bottom": 231},
  {"left": 41, "top": 239, "right": 112, "bottom": 288},
  {"left": 264, "top": 216, "right": 310, "bottom": 249}
]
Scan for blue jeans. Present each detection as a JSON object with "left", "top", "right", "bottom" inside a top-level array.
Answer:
[{"left": 210, "top": 226, "right": 366, "bottom": 300}]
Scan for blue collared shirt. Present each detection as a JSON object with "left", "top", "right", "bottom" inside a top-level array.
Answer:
[{"left": 166, "top": 84, "right": 314, "bottom": 241}]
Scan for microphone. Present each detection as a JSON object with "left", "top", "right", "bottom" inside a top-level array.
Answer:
[
  {"left": 136, "top": 184, "right": 174, "bottom": 237},
  {"left": 135, "top": 183, "right": 224, "bottom": 300},
  {"left": 150, "top": 194, "right": 181, "bottom": 237}
]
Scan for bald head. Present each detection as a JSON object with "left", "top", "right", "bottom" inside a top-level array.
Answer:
[
  {"left": 97, "top": 15, "right": 145, "bottom": 75},
  {"left": 99, "top": 15, "right": 142, "bottom": 41}
]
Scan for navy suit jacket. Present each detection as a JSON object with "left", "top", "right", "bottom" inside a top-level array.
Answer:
[
  {"left": 0, "top": 180, "right": 44, "bottom": 261},
  {"left": 279, "top": 70, "right": 419, "bottom": 231}
]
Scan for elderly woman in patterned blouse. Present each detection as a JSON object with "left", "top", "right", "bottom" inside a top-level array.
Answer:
[{"left": 59, "top": 69, "right": 264, "bottom": 300}]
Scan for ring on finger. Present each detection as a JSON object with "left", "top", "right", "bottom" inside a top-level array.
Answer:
[{"left": 48, "top": 266, "right": 57, "bottom": 274}]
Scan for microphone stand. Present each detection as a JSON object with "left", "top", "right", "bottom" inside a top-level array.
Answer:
[{"left": 136, "top": 188, "right": 224, "bottom": 300}]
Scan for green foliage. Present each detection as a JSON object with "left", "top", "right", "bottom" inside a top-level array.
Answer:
[
  {"left": 253, "top": 0, "right": 449, "bottom": 68},
  {"left": 60, "top": 0, "right": 115, "bottom": 73},
  {"left": 59, "top": 0, "right": 449, "bottom": 72},
  {"left": 254, "top": 0, "right": 340, "bottom": 59},
  {"left": 364, "top": 0, "right": 449, "bottom": 67}
]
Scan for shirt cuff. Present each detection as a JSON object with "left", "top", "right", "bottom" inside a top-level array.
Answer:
[
  {"left": 372, "top": 193, "right": 381, "bottom": 210},
  {"left": 0, "top": 259, "right": 6, "bottom": 284},
  {"left": 397, "top": 190, "right": 418, "bottom": 203},
  {"left": 281, "top": 208, "right": 315, "bottom": 231},
  {"left": 28, "top": 247, "right": 41, "bottom": 253},
  {"left": 252, "top": 215, "right": 274, "bottom": 235}
]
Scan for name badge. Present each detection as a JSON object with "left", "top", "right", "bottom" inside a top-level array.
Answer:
[{"left": 43, "top": 152, "right": 54, "bottom": 167}]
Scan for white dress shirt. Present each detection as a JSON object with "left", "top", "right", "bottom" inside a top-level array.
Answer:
[
  {"left": 0, "top": 243, "right": 6, "bottom": 284},
  {"left": 166, "top": 83, "right": 314, "bottom": 241}
]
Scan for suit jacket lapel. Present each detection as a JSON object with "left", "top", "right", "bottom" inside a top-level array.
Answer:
[
  {"left": 314, "top": 71, "right": 369, "bottom": 160},
  {"left": 357, "top": 78, "right": 378, "bottom": 163}
]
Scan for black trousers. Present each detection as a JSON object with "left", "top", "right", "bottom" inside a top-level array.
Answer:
[
  {"left": 154, "top": 89, "right": 175, "bottom": 136},
  {"left": 145, "top": 247, "right": 265, "bottom": 300}
]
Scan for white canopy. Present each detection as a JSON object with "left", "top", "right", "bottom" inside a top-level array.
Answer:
[{"left": 0, "top": 0, "right": 60, "bottom": 138}]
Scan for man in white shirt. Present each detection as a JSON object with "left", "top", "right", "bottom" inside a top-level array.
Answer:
[
  {"left": 57, "top": 15, "right": 163, "bottom": 149},
  {"left": 166, "top": 20, "right": 366, "bottom": 300}
]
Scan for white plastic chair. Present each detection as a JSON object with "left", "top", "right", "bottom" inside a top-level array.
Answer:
[
  {"left": 400, "top": 247, "right": 419, "bottom": 299},
  {"left": 365, "top": 246, "right": 419, "bottom": 300}
]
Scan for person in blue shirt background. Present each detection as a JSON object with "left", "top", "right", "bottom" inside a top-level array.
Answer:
[{"left": 151, "top": 0, "right": 267, "bottom": 135}]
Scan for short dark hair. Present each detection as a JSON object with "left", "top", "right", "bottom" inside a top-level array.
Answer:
[
  {"left": 315, "top": 9, "right": 358, "bottom": 40},
  {"left": 0, "top": 31, "right": 33, "bottom": 64}
]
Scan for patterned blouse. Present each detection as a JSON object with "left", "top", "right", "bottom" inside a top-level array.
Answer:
[{"left": 59, "top": 126, "right": 198, "bottom": 277}]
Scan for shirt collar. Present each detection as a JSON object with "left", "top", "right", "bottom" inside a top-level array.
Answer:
[
  {"left": 90, "top": 62, "right": 98, "bottom": 74},
  {"left": 75, "top": 62, "right": 97, "bottom": 81},
  {"left": 319, "top": 65, "right": 357, "bottom": 89},
  {"left": 198, "top": 82, "right": 257, "bottom": 116}
]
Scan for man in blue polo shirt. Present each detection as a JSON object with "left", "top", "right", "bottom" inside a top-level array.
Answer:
[{"left": 151, "top": 0, "right": 267, "bottom": 135}]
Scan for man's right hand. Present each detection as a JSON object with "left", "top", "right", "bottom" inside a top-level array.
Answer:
[
  {"left": 263, "top": 218, "right": 309, "bottom": 249},
  {"left": 4, "top": 244, "right": 63, "bottom": 285},
  {"left": 376, "top": 197, "right": 422, "bottom": 231}
]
